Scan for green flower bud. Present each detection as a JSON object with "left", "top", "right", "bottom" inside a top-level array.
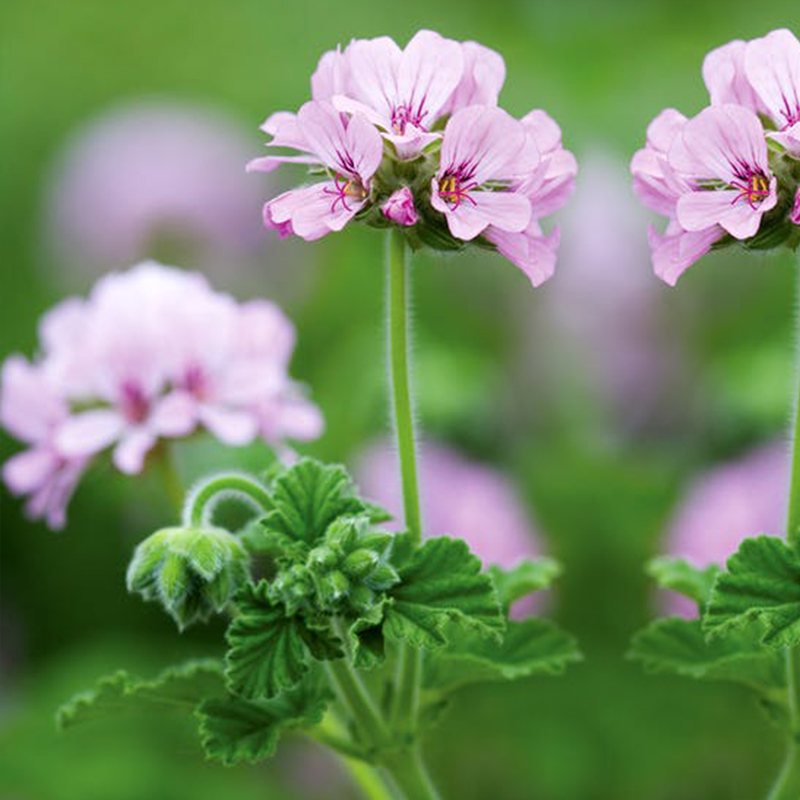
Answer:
[
  {"left": 365, "top": 562, "right": 401, "bottom": 592},
  {"left": 308, "top": 545, "right": 338, "bottom": 570},
  {"left": 269, "top": 564, "right": 314, "bottom": 615},
  {"left": 126, "top": 526, "right": 250, "bottom": 630},
  {"left": 320, "top": 570, "right": 350, "bottom": 605},
  {"left": 325, "top": 516, "right": 360, "bottom": 552},
  {"left": 342, "top": 548, "right": 380, "bottom": 579}
]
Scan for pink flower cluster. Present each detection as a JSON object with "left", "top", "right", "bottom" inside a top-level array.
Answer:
[
  {"left": 248, "top": 30, "right": 576, "bottom": 287},
  {"left": 661, "top": 442, "right": 788, "bottom": 617},
  {"left": 355, "top": 440, "right": 544, "bottom": 617},
  {"left": 0, "top": 262, "right": 323, "bottom": 529},
  {"left": 632, "top": 28, "right": 800, "bottom": 285}
]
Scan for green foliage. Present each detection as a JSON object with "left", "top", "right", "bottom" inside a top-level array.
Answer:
[
  {"left": 126, "top": 527, "right": 250, "bottom": 630},
  {"left": 424, "top": 618, "right": 582, "bottom": 693},
  {"left": 704, "top": 536, "right": 800, "bottom": 648},
  {"left": 384, "top": 537, "right": 505, "bottom": 650},
  {"left": 647, "top": 557, "right": 721, "bottom": 607},
  {"left": 225, "top": 580, "right": 343, "bottom": 700},
  {"left": 629, "top": 617, "right": 786, "bottom": 698},
  {"left": 489, "top": 558, "right": 561, "bottom": 609},
  {"left": 57, "top": 659, "right": 225, "bottom": 729},
  {"left": 196, "top": 674, "right": 333, "bottom": 766},
  {"left": 257, "top": 458, "right": 384, "bottom": 549}
]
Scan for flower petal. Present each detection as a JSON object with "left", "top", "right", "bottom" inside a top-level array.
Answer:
[{"left": 56, "top": 409, "right": 124, "bottom": 458}]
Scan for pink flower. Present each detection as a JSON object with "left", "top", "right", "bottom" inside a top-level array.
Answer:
[
  {"left": 43, "top": 101, "right": 265, "bottom": 282},
  {"left": 745, "top": 29, "right": 800, "bottom": 156},
  {"left": 354, "top": 440, "right": 544, "bottom": 617},
  {"left": 671, "top": 104, "right": 777, "bottom": 239},
  {"left": 430, "top": 106, "right": 533, "bottom": 242},
  {"left": 484, "top": 110, "right": 577, "bottom": 286},
  {"left": 333, "top": 31, "right": 465, "bottom": 158},
  {"left": 381, "top": 187, "right": 418, "bottom": 226},
  {"left": 662, "top": 442, "right": 788, "bottom": 617},
  {"left": 248, "top": 101, "right": 383, "bottom": 241},
  {"left": 1, "top": 262, "right": 322, "bottom": 528},
  {"left": 0, "top": 358, "right": 87, "bottom": 529},
  {"left": 792, "top": 187, "right": 800, "bottom": 224}
]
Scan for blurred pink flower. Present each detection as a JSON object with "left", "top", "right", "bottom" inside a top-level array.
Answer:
[
  {"left": 0, "top": 357, "right": 87, "bottom": 530},
  {"left": 1, "top": 262, "right": 322, "bottom": 528},
  {"left": 354, "top": 440, "right": 544, "bottom": 617},
  {"left": 662, "top": 442, "right": 788, "bottom": 617},
  {"left": 249, "top": 101, "right": 383, "bottom": 241},
  {"left": 381, "top": 187, "right": 418, "bottom": 226},
  {"left": 44, "top": 100, "right": 265, "bottom": 279}
]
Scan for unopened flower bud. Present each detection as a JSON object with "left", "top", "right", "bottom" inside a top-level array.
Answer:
[
  {"left": 366, "top": 561, "right": 400, "bottom": 592},
  {"left": 342, "top": 548, "right": 379, "bottom": 579},
  {"left": 381, "top": 187, "right": 418, "bottom": 227},
  {"left": 126, "top": 526, "right": 249, "bottom": 630},
  {"left": 321, "top": 570, "right": 350, "bottom": 603}
]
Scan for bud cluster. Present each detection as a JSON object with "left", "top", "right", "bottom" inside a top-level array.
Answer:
[{"left": 269, "top": 516, "right": 400, "bottom": 617}]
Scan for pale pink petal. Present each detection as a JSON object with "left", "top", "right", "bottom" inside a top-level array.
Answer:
[
  {"left": 432, "top": 184, "right": 530, "bottom": 240},
  {"left": 486, "top": 223, "right": 559, "bottom": 287},
  {"left": 744, "top": 29, "right": 800, "bottom": 129},
  {"left": 398, "top": 30, "right": 463, "bottom": 122},
  {"left": 259, "top": 111, "right": 308, "bottom": 150},
  {"left": 199, "top": 405, "right": 258, "bottom": 445},
  {"left": 0, "top": 356, "right": 65, "bottom": 442},
  {"left": 703, "top": 39, "right": 763, "bottom": 110},
  {"left": 445, "top": 41, "right": 505, "bottom": 113},
  {"left": 311, "top": 47, "right": 350, "bottom": 101},
  {"left": 149, "top": 392, "right": 196, "bottom": 437},
  {"left": 3, "top": 448, "right": 58, "bottom": 494},
  {"left": 266, "top": 182, "right": 361, "bottom": 241},
  {"left": 56, "top": 409, "right": 125, "bottom": 458},
  {"left": 768, "top": 121, "right": 800, "bottom": 156},
  {"left": 345, "top": 36, "right": 403, "bottom": 121},
  {"left": 245, "top": 154, "right": 320, "bottom": 173},
  {"left": 648, "top": 223, "right": 722, "bottom": 285},
  {"left": 343, "top": 113, "right": 384, "bottom": 180},
  {"left": 113, "top": 428, "right": 156, "bottom": 474}
]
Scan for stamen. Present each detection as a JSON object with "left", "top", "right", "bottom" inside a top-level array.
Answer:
[
  {"left": 437, "top": 172, "right": 478, "bottom": 209},
  {"left": 730, "top": 171, "right": 771, "bottom": 210},
  {"left": 324, "top": 174, "right": 367, "bottom": 213}
]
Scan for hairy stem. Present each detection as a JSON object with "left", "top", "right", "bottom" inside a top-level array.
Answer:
[
  {"left": 382, "top": 747, "right": 442, "bottom": 800},
  {"left": 182, "top": 472, "right": 272, "bottom": 528},
  {"left": 325, "top": 658, "right": 389, "bottom": 750},
  {"left": 771, "top": 263, "right": 800, "bottom": 800},
  {"left": 386, "top": 230, "right": 424, "bottom": 736}
]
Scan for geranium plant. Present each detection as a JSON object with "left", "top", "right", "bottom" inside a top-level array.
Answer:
[
  {"left": 1, "top": 31, "right": 583, "bottom": 800},
  {"left": 629, "top": 27, "right": 800, "bottom": 800}
]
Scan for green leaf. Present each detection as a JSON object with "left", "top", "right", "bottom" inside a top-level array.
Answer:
[
  {"left": 57, "top": 659, "right": 224, "bottom": 729},
  {"left": 348, "top": 600, "right": 388, "bottom": 670},
  {"left": 704, "top": 536, "right": 800, "bottom": 648},
  {"left": 424, "top": 618, "right": 581, "bottom": 693},
  {"left": 629, "top": 616, "right": 786, "bottom": 697},
  {"left": 488, "top": 558, "right": 561, "bottom": 609},
  {"left": 226, "top": 581, "right": 343, "bottom": 699},
  {"left": 647, "top": 557, "right": 721, "bottom": 607},
  {"left": 197, "top": 674, "right": 333, "bottom": 766},
  {"left": 384, "top": 537, "right": 504, "bottom": 650},
  {"left": 258, "top": 459, "right": 369, "bottom": 548}
]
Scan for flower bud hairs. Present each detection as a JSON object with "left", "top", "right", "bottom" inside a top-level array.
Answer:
[
  {"left": 628, "top": 27, "right": 800, "bottom": 800},
  {"left": 31, "top": 31, "right": 583, "bottom": 800}
]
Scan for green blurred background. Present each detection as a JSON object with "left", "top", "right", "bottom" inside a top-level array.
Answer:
[{"left": 2, "top": 1, "right": 799, "bottom": 798}]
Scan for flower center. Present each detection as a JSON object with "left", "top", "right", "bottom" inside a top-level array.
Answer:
[
  {"left": 120, "top": 381, "right": 150, "bottom": 423},
  {"left": 324, "top": 174, "right": 367, "bottom": 213},
  {"left": 184, "top": 365, "right": 208, "bottom": 399},
  {"left": 391, "top": 103, "right": 426, "bottom": 135},
  {"left": 731, "top": 171, "right": 771, "bottom": 209},
  {"left": 438, "top": 173, "right": 477, "bottom": 209}
]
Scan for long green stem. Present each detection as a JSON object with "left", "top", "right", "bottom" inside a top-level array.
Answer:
[
  {"left": 771, "top": 264, "right": 800, "bottom": 800},
  {"left": 386, "top": 230, "right": 424, "bottom": 733},
  {"left": 382, "top": 747, "right": 442, "bottom": 800},
  {"left": 325, "top": 658, "right": 389, "bottom": 749},
  {"left": 387, "top": 229, "right": 422, "bottom": 543}
]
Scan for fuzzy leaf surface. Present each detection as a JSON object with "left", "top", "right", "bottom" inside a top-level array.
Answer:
[
  {"left": 57, "top": 659, "right": 224, "bottom": 729},
  {"left": 705, "top": 536, "right": 800, "bottom": 648},
  {"left": 226, "top": 581, "right": 342, "bottom": 699},
  {"left": 423, "top": 618, "right": 581, "bottom": 693},
  {"left": 647, "top": 557, "right": 721, "bottom": 606},
  {"left": 197, "top": 674, "right": 332, "bottom": 765},
  {"left": 489, "top": 558, "right": 561, "bottom": 608},
  {"left": 257, "top": 459, "right": 371, "bottom": 548},
  {"left": 384, "top": 537, "right": 504, "bottom": 650},
  {"left": 630, "top": 616, "right": 786, "bottom": 697}
]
